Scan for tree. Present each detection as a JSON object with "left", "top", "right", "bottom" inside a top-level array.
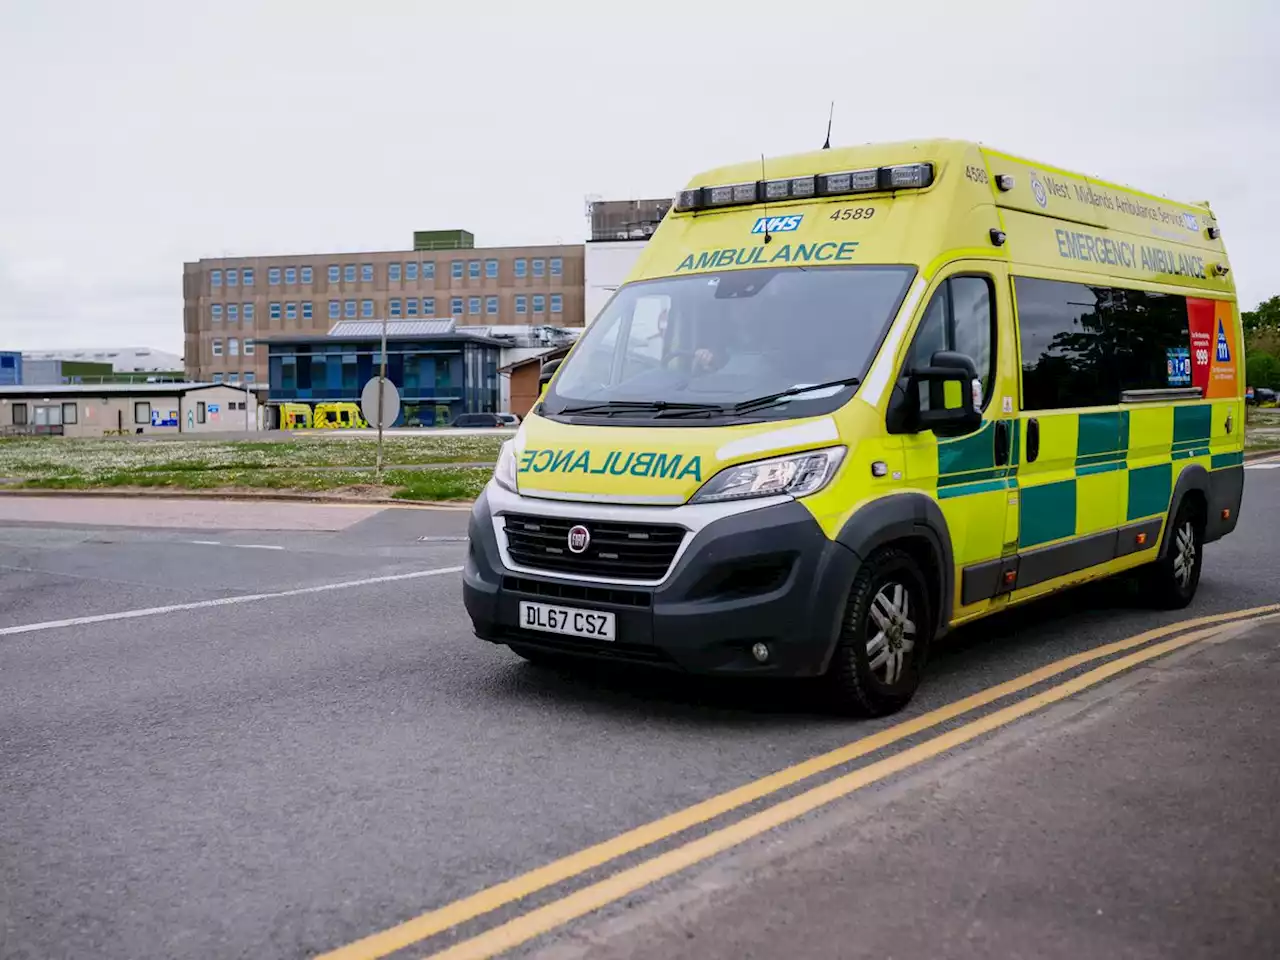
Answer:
[
  {"left": 1246, "top": 352, "right": 1280, "bottom": 391},
  {"left": 1243, "top": 295, "right": 1280, "bottom": 339}
]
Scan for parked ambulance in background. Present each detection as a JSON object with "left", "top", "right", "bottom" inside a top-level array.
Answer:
[{"left": 463, "top": 139, "right": 1244, "bottom": 716}]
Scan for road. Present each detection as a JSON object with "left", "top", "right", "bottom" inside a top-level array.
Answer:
[{"left": 1, "top": 464, "right": 1278, "bottom": 960}]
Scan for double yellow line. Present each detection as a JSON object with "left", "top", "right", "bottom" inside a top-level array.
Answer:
[{"left": 320, "top": 604, "right": 1279, "bottom": 960}]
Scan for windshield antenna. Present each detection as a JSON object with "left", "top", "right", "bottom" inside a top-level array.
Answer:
[
  {"left": 822, "top": 101, "right": 834, "bottom": 150},
  {"left": 759, "top": 153, "right": 772, "bottom": 244}
]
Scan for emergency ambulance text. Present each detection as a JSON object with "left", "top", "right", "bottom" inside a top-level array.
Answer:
[{"left": 1054, "top": 228, "right": 1206, "bottom": 279}]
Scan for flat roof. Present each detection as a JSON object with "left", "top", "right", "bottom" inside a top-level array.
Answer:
[
  {"left": 0, "top": 382, "right": 254, "bottom": 398},
  {"left": 262, "top": 332, "right": 505, "bottom": 347}
]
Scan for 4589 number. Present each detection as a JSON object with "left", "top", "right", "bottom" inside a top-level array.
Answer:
[
  {"left": 829, "top": 207, "right": 875, "bottom": 221},
  {"left": 965, "top": 165, "right": 989, "bottom": 184}
]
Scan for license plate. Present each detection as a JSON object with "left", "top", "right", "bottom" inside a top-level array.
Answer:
[{"left": 518, "top": 601, "right": 616, "bottom": 641}]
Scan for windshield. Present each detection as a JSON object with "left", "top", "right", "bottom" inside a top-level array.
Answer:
[{"left": 544, "top": 265, "right": 915, "bottom": 421}]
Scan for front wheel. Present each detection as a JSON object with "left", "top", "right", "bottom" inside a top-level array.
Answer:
[
  {"left": 825, "top": 547, "right": 932, "bottom": 716},
  {"left": 1143, "top": 498, "right": 1204, "bottom": 609}
]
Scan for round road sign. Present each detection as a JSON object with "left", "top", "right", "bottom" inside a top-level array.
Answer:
[{"left": 360, "top": 377, "right": 401, "bottom": 429}]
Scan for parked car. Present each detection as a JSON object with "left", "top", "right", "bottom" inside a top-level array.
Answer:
[
  {"left": 450, "top": 413, "right": 518, "bottom": 428},
  {"left": 1247, "top": 387, "right": 1276, "bottom": 406}
]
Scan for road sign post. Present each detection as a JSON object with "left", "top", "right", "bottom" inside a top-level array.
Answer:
[{"left": 360, "top": 344, "right": 401, "bottom": 484}]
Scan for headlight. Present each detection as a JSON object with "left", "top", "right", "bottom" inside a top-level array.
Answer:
[
  {"left": 690, "top": 446, "right": 846, "bottom": 504},
  {"left": 493, "top": 440, "right": 518, "bottom": 492}
]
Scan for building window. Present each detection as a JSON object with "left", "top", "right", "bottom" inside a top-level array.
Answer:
[
  {"left": 284, "top": 267, "right": 297, "bottom": 284},
  {"left": 269, "top": 267, "right": 281, "bottom": 285},
  {"left": 62, "top": 402, "right": 78, "bottom": 425},
  {"left": 405, "top": 262, "right": 418, "bottom": 281},
  {"left": 550, "top": 294, "right": 563, "bottom": 314},
  {"left": 406, "top": 298, "right": 419, "bottom": 316},
  {"left": 423, "top": 297, "right": 435, "bottom": 315},
  {"left": 390, "top": 299, "right": 402, "bottom": 318},
  {"left": 213, "top": 372, "right": 224, "bottom": 384},
  {"left": 244, "top": 371, "right": 256, "bottom": 384},
  {"left": 361, "top": 299, "right": 374, "bottom": 318},
  {"left": 244, "top": 303, "right": 255, "bottom": 323},
  {"left": 227, "top": 304, "right": 239, "bottom": 322},
  {"left": 285, "top": 302, "right": 297, "bottom": 320},
  {"left": 12, "top": 403, "right": 27, "bottom": 426},
  {"left": 300, "top": 266, "right": 313, "bottom": 283},
  {"left": 244, "top": 339, "right": 255, "bottom": 355},
  {"left": 515, "top": 295, "right": 527, "bottom": 315},
  {"left": 423, "top": 261, "right": 436, "bottom": 279},
  {"left": 197, "top": 401, "right": 206, "bottom": 424},
  {"left": 242, "top": 268, "right": 254, "bottom": 286},
  {"left": 468, "top": 296, "right": 481, "bottom": 315},
  {"left": 226, "top": 268, "right": 239, "bottom": 287},
  {"left": 211, "top": 304, "right": 223, "bottom": 322},
  {"left": 212, "top": 339, "right": 223, "bottom": 356},
  {"left": 486, "top": 296, "right": 499, "bottom": 315},
  {"left": 469, "top": 260, "right": 481, "bottom": 279},
  {"left": 389, "top": 263, "right": 401, "bottom": 282},
  {"left": 532, "top": 259, "right": 545, "bottom": 278},
  {"left": 361, "top": 263, "right": 373, "bottom": 282},
  {"left": 269, "top": 302, "right": 281, "bottom": 320},
  {"left": 135, "top": 402, "right": 151, "bottom": 425},
  {"left": 229, "top": 338, "right": 239, "bottom": 356},
  {"left": 225, "top": 372, "right": 237, "bottom": 384},
  {"left": 211, "top": 269, "right": 222, "bottom": 287},
  {"left": 344, "top": 264, "right": 356, "bottom": 282},
  {"left": 329, "top": 300, "right": 341, "bottom": 319},
  {"left": 345, "top": 300, "right": 357, "bottom": 318},
  {"left": 302, "top": 301, "right": 312, "bottom": 320},
  {"left": 533, "top": 294, "right": 545, "bottom": 313},
  {"left": 485, "top": 259, "right": 498, "bottom": 279},
  {"left": 451, "top": 297, "right": 463, "bottom": 316},
  {"left": 551, "top": 257, "right": 563, "bottom": 277},
  {"left": 514, "top": 258, "right": 527, "bottom": 278},
  {"left": 451, "top": 260, "right": 464, "bottom": 280},
  {"left": 329, "top": 265, "right": 340, "bottom": 283}
]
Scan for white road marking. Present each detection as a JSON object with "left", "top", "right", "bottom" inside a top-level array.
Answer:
[
  {"left": 0, "top": 565, "right": 463, "bottom": 637},
  {"left": 190, "top": 540, "right": 222, "bottom": 545},
  {"left": 1245, "top": 463, "right": 1279, "bottom": 470},
  {"left": 236, "top": 544, "right": 285, "bottom": 551}
]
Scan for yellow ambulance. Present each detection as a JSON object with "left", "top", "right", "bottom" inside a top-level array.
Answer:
[
  {"left": 313, "top": 402, "right": 369, "bottom": 429},
  {"left": 280, "top": 403, "right": 312, "bottom": 430},
  {"left": 463, "top": 139, "right": 1244, "bottom": 715}
]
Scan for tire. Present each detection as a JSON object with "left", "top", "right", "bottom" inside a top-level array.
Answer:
[
  {"left": 1143, "top": 497, "right": 1204, "bottom": 610},
  {"left": 825, "top": 547, "right": 932, "bottom": 717}
]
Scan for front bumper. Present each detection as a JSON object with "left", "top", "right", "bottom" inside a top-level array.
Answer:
[{"left": 462, "top": 486, "right": 858, "bottom": 676}]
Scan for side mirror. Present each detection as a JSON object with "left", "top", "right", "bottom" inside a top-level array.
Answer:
[
  {"left": 909, "top": 350, "right": 982, "bottom": 433},
  {"left": 538, "top": 358, "right": 562, "bottom": 391}
]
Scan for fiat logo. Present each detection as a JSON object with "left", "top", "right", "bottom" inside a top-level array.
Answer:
[{"left": 567, "top": 525, "right": 591, "bottom": 554}]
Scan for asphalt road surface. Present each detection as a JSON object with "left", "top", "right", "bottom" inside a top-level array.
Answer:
[{"left": 2, "top": 464, "right": 1278, "bottom": 960}]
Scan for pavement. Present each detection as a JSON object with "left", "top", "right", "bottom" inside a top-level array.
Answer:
[{"left": 0, "top": 463, "right": 1278, "bottom": 959}]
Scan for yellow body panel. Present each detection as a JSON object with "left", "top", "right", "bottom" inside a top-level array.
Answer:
[
  {"left": 520, "top": 138, "right": 1243, "bottom": 629},
  {"left": 313, "top": 402, "right": 369, "bottom": 430}
]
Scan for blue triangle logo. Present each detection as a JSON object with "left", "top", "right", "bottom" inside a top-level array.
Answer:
[{"left": 1216, "top": 320, "right": 1231, "bottom": 362}]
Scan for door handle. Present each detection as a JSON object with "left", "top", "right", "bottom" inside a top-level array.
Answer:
[
  {"left": 1027, "top": 418, "right": 1040, "bottom": 463},
  {"left": 994, "top": 421, "right": 1010, "bottom": 467}
]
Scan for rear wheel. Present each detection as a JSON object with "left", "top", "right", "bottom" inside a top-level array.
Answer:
[
  {"left": 826, "top": 547, "right": 932, "bottom": 716},
  {"left": 1143, "top": 498, "right": 1204, "bottom": 609}
]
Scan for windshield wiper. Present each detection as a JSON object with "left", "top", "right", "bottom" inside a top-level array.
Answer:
[
  {"left": 555, "top": 399, "right": 726, "bottom": 418},
  {"left": 732, "top": 376, "right": 862, "bottom": 415}
]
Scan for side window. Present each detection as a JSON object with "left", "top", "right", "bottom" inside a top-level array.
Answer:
[
  {"left": 1015, "top": 277, "right": 1117, "bottom": 410},
  {"left": 906, "top": 275, "right": 996, "bottom": 412}
]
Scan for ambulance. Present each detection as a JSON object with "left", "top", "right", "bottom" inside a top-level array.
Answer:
[{"left": 462, "top": 139, "right": 1244, "bottom": 715}]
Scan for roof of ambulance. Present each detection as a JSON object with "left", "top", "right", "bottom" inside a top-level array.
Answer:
[{"left": 683, "top": 138, "right": 1210, "bottom": 212}]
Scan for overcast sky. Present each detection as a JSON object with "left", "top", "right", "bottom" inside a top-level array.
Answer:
[{"left": 2, "top": 0, "right": 1277, "bottom": 356}]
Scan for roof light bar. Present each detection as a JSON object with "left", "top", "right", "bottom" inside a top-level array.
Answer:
[{"left": 674, "top": 162, "right": 935, "bottom": 212}]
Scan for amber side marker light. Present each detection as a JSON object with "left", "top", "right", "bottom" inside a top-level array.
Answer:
[
  {"left": 1136, "top": 533, "right": 1148, "bottom": 546},
  {"left": 1222, "top": 508, "right": 1232, "bottom": 521}
]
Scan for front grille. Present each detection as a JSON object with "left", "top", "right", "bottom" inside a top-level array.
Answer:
[
  {"left": 503, "top": 576, "right": 651, "bottom": 609},
  {"left": 503, "top": 514, "right": 685, "bottom": 581}
]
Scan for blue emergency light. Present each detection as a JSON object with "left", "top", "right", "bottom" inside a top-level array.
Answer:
[{"left": 674, "top": 162, "right": 934, "bottom": 212}]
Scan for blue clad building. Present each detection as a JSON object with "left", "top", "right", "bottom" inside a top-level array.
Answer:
[
  {"left": 0, "top": 352, "right": 22, "bottom": 386},
  {"left": 265, "top": 319, "right": 502, "bottom": 426}
]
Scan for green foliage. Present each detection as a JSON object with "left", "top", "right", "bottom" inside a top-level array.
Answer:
[{"left": 1246, "top": 352, "right": 1280, "bottom": 391}]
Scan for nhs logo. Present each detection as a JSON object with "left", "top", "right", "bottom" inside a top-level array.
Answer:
[
  {"left": 1216, "top": 320, "right": 1231, "bottom": 362},
  {"left": 752, "top": 215, "right": 803, "bottom": 235}
]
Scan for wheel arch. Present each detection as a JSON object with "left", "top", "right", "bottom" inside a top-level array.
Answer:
[
  {"left": 1158, "top": 464, "right": 1210, "bottom": 561},
  {"left": 835, "top": 493, "right": 955, "bottom": 638}
]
